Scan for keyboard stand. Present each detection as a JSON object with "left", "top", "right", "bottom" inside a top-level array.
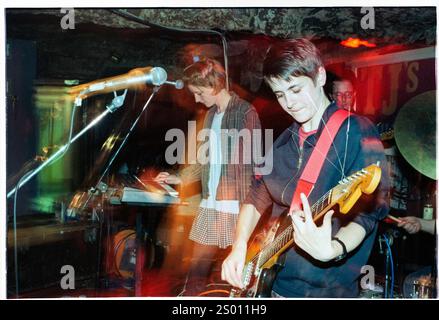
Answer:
[{"left": 131, "top": 202, "right": 183, "bottom": 297}]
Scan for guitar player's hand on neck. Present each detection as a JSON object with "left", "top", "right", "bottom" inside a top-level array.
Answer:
[
  {"left": 292, "top": 193, "right": 367, "bottom": 262},
  {"left": 291, "top": 193, "right": 336, "bottom": 262}
]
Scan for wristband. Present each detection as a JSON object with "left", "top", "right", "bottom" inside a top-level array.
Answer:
[{"left": 332, "top": 237, "right": 347, "bottom": 262}]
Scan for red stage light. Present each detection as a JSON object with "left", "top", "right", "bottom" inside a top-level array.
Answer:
[{"left": 340, "top": 37, "right": 377, "bottom": 48}]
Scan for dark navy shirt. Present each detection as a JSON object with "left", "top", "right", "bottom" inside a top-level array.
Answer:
[{"left": 245, "top": 102, "right": 389, "bottom": 298}]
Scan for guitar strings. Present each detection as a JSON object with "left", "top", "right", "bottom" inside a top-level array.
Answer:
[{"left": 250, "top": 188, "right": 333, "bottom": 266}]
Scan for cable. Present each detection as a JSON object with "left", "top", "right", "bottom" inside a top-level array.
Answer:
[
  {"left": 382, "top": 234, "right": 395, "bottom": 298},
  {"left": 108, "top": 9, "right": 230, "bottom": 91},
  {"left": 198, "top": 289, "right": 230, "bottom": 297},
  {"left": 12, "top": 170, "right": 33, "bottom": 298},
  {"left": 112, "top": 230, "right": 136, "bottom": 277}
]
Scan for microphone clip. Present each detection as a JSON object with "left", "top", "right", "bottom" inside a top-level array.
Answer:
[{"left": 107, "top": 90, "right": 128, "bottom": 113}]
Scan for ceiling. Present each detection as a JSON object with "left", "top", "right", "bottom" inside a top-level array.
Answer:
[
  {"left": 6, "top": 8, "right": 436, "bottom": 81},
  {"left": 7, "top": 8, "right": 437, "bottom": 43}
]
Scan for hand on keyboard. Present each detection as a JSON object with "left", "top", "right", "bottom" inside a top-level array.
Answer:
[{"left": 154, "top": 172, "right": 182, "bottom": 185}]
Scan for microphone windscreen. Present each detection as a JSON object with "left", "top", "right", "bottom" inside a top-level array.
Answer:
[
  {"left": 174, "top": 80, "right": 184, "bottom": 90},
  {"left": 150, "top": 67, "right": 168, "bottom": 86}
]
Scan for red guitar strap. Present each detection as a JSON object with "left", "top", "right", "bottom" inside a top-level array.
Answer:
[{"left": 289, "top": 109, "right": 350, "bottom": 213}]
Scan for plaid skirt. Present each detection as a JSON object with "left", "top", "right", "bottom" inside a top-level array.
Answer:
[{"left": 189, "top": 207, "right": 239, "bottom": 249}]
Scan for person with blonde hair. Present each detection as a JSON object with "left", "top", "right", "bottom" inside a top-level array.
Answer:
[{"left": 156, "top": 58, "right": 261, "bottom": 296}]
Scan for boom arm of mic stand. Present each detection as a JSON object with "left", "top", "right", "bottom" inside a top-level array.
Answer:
[{"left": 6, "top": 92, "right": 126, "bottom": 199}]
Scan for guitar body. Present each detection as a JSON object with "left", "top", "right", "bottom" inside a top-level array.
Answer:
[
  {"left": 231, "top": 255, "right": 285, "bottom": 298},
  {"left": 253, "top": 263, "right": 284, "bottom": 297},
  {"left": 229, "top": 164, "right": 382, "bottom": 299},
  {"left": 252, "top": 213, "right": 290, "bottom": 297},
  {"left": 232, "top": 214, "right": 289, "bottom": 298}
]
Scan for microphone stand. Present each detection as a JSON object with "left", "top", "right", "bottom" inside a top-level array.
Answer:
[
  {"left": 379, "top": 230, "right": 395, "bottom": 298},
  {"left": 92, "top": 86, "right": 160, "bottom": 192},
  {"left": 77, "top": 86, "right": 161, "bottom": 293},
  {"left": 79, "top": 86, "right": 161, "bottom": 213},
  {"left": 8, "top": 89, "right": 127, "bottom": 298}
]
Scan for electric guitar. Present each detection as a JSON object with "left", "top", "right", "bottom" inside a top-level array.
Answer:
[{"left": 229, "top": 163, "right": 382, "bottom": 297}]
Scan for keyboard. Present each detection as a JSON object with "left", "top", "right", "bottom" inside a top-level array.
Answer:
[
  {"left": 120, "top": 187, "right": 180, "bottom": 206},
  {"left": 108, "top": 174, "right": 180, "bottom": 206}
]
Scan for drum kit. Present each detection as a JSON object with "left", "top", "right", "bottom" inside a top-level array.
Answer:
[
  {"left": 411, "top": 275, "right": 435, "bottom": 299},
  {"left": 393, "top": 90, "right": 436, "bottom": 180},
  {"left": 382, "top": 90, "right": 437, "bottom": 299}
]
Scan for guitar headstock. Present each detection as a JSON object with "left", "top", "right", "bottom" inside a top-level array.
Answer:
[{"left": 331, "top": 164, "right": 382, "bottom": 214}]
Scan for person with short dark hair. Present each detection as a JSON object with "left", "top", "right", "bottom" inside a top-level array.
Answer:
[{"left": 221, "top": 39, "right": 389, "bottom": 298}]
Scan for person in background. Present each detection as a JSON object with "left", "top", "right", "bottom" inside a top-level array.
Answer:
[
  {"left": 398, "top": 216, "right": 435, "bottom": 235},
  {"left": 330, "top": 68, "right": 358, "bottom": 112}
]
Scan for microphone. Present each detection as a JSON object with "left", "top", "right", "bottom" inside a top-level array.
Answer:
[
  {"left": 69, "top": 67, "right": 167, "bottom": 99},
  {"left": 165, "top": 79, "right": 184, "bottom": 90}
]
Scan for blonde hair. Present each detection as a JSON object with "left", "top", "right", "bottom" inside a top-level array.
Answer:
[{"left": 183, "top": 58, "right": 226, "bottom": 94}]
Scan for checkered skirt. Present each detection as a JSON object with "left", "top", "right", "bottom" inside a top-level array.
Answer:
[{"left": 189, "top": 207, "right": 239, "bottom": 249}]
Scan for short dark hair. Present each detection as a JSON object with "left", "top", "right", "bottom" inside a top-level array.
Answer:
[
  {"left": 182, "top": 58, "right": 226, "bottom": 93},
  {"left": 333, "top": 68, "right": 357, "bottom": 92},
  {"left": 263, "top": 38, "right": 324, "bottom": 84}
]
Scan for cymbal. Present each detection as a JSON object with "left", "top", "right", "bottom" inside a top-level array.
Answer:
[{"left": 394, "top": 90, "right": 436, "bottom": 180}]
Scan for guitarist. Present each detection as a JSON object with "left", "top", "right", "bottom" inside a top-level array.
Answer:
[{"left": 221, "top": 38, "right": 390, "bottom": 298}]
